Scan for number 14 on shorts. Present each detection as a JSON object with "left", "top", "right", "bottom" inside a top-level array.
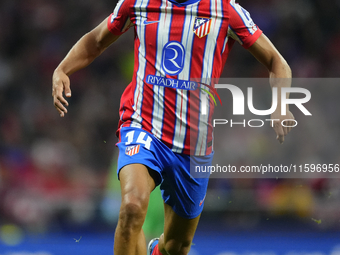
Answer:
[{"left": 125, "top": 130, "right": 153, "bottom": 150}]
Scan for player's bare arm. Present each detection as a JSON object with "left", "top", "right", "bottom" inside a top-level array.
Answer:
[
  {"left": 52, "top": 18, "right": 121, "bottom": 117},
  {"left": 248, "top": 34, "right": 295, "bottom": 144}
]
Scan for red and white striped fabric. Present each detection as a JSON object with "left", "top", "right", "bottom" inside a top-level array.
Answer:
[{"left": 108, "top": 0, "right": 262, "bottom": 156}]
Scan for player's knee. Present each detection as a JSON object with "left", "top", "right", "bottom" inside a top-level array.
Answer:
[
  {"left": 119, "top": 194, "right": 148, "bottom": 230},
  {"left": 163, "top": 239, "right": 191, "bottom": 255},
  {"left": 120, "top": 201, "right": 145, "bottom": 225}
]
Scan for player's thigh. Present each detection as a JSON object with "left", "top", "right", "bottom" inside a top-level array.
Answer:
[
  {"left": 163, "top": 203, "right": 201, "bottom": 248},
  {"left": 119, "top": 164, "right": 156, "bottom": 214}
]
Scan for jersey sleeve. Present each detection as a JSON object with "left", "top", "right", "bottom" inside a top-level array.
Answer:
[
  {"left": 107, "top": 0, "right": 133, "bottom": 35},
  {"left": 228, "top": 0, "right": 262, "bottom": 49}
]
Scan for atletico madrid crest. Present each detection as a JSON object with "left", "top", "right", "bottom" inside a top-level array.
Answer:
[
  {"left": 125, "top": 144, "right": 140, "bottom": 156},
  {"left": 193, "top": 17, "right": 212, "bottom": 38}
]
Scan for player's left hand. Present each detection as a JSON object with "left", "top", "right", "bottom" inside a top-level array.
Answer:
[{"left": 270, "top": 110, "right": 295, "bottom": 144}]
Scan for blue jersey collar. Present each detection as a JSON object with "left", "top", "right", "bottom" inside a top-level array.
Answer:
[{"left": 167, "top": 0, "right": 201, "bottom": 7}]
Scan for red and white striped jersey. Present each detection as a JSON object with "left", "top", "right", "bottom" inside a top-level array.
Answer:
[{"left": 108, "top": 0, "right": 262, "bottom": 155}]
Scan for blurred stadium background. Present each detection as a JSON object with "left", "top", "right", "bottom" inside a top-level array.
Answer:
[{"left": 0, "top": 0, "right": 340, "bottom": 254}]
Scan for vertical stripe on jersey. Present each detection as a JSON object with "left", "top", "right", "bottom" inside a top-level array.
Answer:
[
  {"left": 131, "top": 0, "right": 150, "bottom": 128},
  {"left": 195, "top": 0, "right": 223, "bottom": 155},
  {"left": 172, "top": 4, "right": 199, "bottom": 153},
  {"left": 151, "top": 0, "right": 173, "bottom": 139}
]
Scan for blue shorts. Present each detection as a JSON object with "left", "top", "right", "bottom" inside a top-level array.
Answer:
[{"left": 116, "top": 127, "right": 213, "bottom": 219}]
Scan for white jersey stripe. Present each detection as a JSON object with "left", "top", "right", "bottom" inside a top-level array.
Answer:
[
  {"left": 131, "top": 0, "right": 149, "bottom": 128},
  {"left": 151, "top": 0, "right": 173, "bottom": 139},
  {"left": 195, "top": 0, "right": 223, "bottom": 155},
  {"left": 172, "top": 4, "right": 198, "bottom": 153},
  {"left": 204, "top": 21, "right": 209, "bottom": 35}
]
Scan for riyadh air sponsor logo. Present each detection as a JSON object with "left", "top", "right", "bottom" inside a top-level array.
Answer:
[
  {"left": 150, "top": 40, "right": 222, "bottom": 106},
  {"left": 145, "top": 74, "right": 222, "bottom": 107},
  {"left": 162, "top": 41, "right": 185, "bottom": 75},
  {"left": 146, "top": 75, "right": 198, "bottom": 90},
  {"left": 193, "top": 17, "right": 212, "bottom": 38},
  {"left": 125, "top": 144, "right": 140, "bottom": 156}
]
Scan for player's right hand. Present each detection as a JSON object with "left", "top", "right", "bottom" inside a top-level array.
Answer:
[{"left": 52, "top": 70, "right": 71, "bottom": 117}]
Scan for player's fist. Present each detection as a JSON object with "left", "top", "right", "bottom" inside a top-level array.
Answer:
[
  {"left": 270, "top": 110, "right": 295, "bottom": 144},
  {"left": 52, "top": 70, "right": 71, "bottom": 117}
]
